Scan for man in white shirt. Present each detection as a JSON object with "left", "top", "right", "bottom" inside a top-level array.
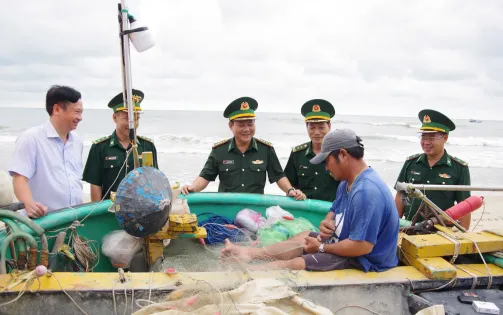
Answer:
[{"left": 9, "top": 85, "right": 84, "bottom": 218}]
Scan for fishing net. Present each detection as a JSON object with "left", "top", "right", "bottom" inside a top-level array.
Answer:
[
  {"left": 115, "top": 166, "right": 172, "bottom": 237},
  {"left": 133, "top": 278, "right": 333, "bottom": 315}
]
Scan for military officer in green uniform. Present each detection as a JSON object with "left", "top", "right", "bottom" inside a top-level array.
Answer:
[
  {"left": 181, "top": 96, "right": 306, "bottom": 200},
  {"left": 394, "top": 109, "right": 471, "bottom": 229},
  {"left": 83, "top": 89, "right": 158, "bottom": 201},
  {"left": 284, "top": 99, "right": 340, "bottom": 202}
]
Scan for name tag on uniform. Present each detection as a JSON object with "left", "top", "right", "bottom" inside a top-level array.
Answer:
[
  {"left": 105, "top": 156, "right": 117, "bottom": 160},
  {"left": 222, "top": 160, "right": 234, "bottom": 164},
  {"left": 410, "top": 171, "right": 421, "bottom": 175},
  {"left": 300, "top": 165, "right": 308, "bottom": 169}
]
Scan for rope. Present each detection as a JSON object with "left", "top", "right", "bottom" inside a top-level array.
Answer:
[
  {"left": 471, "top": 203, "right": 486, "bottom": 231},
  {"left": 436, "top": 231, "right": 460, "bottom": 263},
  {"left": 334, "top": 305, "right": 383, "bottom": 314},
  {"left": 456, "top": 233, "right": 493, "bottom": 289},
  {"left": 198, "top": 213, "right": 244, "bottom": 245},
  {"left": 455, "top": 265, "right": 478, "bottom": 289}
]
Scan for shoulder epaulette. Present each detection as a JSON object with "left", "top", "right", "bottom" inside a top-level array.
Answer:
[
  {"left": 292, "top": 142, "right": 309, "bottom": 153},
  {"left": 450, "top": 155, "right": 468, "bottom": 166},
  {"left": 255, "top": 138, "right": 273, "bottom": 147},
  {"left": 93, "top": 135, "right": 110, "bottom": 145},
  {"left": 138, "top": 135, "right": 154, "bottom": 143},
  {"left": 406, "top": 153, "right": 422, "bottom": 161},
  {"left": 212, "top": 138, "right": 230, "bottom": 148}
]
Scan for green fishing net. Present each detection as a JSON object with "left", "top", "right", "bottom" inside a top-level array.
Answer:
[{"left": 257, "top": 217, "right": 319, "bottom": 247}]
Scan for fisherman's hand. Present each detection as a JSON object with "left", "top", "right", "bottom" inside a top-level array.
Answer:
[
  {"left": 319, "top": 219, "right": 335, "bottom": 240},
  {"left": 25, "top": 201, "right": 48, "bottom": 219},
  {"left": 303, "top": 236, "right": 322, "bottom": 254},
  {"left": 181, "top": 184, "right": 194, "bottom": 196}
]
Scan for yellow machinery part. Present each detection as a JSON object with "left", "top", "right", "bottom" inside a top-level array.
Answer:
[
  {"left": 144, "top": 213, "right": 208, "bottom": 267},
  {"left": 400, "top": 230, "right": 503, "bottom": 258}
]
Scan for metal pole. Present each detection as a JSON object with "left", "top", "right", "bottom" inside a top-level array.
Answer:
[
  {"left": 119, "top": 0, "right": 140, "bottom": 168},
  {"left": 120, "top": 0, "right": 134, "bottom": 131},
  {"left": 397, "top": 183, "right": 503, "bottom": 192}
]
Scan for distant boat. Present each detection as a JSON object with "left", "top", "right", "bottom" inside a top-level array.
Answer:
[{"left": 469, "top": 119, "right": 482, "bottom": 123}]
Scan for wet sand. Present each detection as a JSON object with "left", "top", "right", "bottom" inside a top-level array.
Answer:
[{"left": 468, "top": 194, "right": 503, "bottom": 231}]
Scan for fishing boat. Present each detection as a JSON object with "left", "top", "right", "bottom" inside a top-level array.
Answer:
[
  {"left": 469, "top": 119, "right": 483, "bottom": 123},
  {"left": 1, "top": 181, "right": 503, "bottom": 314}
]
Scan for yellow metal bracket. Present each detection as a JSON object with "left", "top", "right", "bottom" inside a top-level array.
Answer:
[
  {"left": 398, "top": 247, "right": 456, "bottom": 280},
  {"left": 400, "top": 229, "right": 503, "bottom": 258},
  {"left": 144, "top": 214, "right": 207, "bottom": 267}
]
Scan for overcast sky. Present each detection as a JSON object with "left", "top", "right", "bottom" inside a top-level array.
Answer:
[{"left": 1, "top": 0, "right": 502, "bottom": 119}]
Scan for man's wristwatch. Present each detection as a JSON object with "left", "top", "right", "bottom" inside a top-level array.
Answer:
[
  {"left": 318, "top": 243, "right": 325, "bottom": 253},
  {"left": 286, "top": 187, "right": 295, "bottom": 195}
]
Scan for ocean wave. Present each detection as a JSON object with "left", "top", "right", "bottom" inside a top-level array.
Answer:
[
  {"left": 367, "top": 134, "right": 503, "bottom": 147},
  {"left": 155, "top": 134, "right": 218, "bottom": 145},
  {"left": 156, "top": 147, "right": 210, "bottom": 155},
  {"left": 369, "top": 122, "right": 421, "bottom": 129}
]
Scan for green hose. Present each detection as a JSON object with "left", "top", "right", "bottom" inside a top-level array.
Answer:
[
  {"left": 0, "top": 231, "right": 37, "bottom": 274},
  {"left": 0, "top": 218, "right": 26, "bottom": 254},
  {"left": 483, "top": 254, "right": 503, "bottom": 269},
  {"left": 0, "top": 210, "right": 48, "bottom": 251}
]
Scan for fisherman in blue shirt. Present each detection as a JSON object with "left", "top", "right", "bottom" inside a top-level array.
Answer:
[{"left": 221, "top": 129, "right": 399, "bottom": 272}]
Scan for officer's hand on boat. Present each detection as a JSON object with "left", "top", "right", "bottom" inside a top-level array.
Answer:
[
  {"left": 181, "top": 184, "right": 194, "bottom": 196},
  {"left": 319, "top": 219, "right": 335, "bottom": 240},
  {"left": 25, "top": 200, "right": 48, "bottom": 218},
  {"left": 288, "top": 189, "right": 306, "bottom": 201}
]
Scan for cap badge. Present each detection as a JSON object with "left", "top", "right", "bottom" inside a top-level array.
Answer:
[
  {"left": 240, "top": 102, "right": 250, "bottom": 110},
  {"left": 423, "top": 115, "right": 431, "bottom": 123},
  {"left": 312, "top": 104, "right": 321, "bottom": 112}
]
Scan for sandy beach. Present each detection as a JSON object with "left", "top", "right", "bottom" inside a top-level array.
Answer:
[{"left": 468, "top": 194, "right": 503, "bottom": 231}]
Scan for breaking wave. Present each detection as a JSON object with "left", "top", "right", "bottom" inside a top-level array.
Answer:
[{"left": 366, "top": 134, "right": 503, "bottom": 147}]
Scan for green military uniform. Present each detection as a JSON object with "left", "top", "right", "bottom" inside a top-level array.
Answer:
[
  {"left": 82, "top": 89, "right": 159, "bottom": 200},
  {"left": 284, "top": 99, "right": 340, "bottom": 202},
  {"left": 396, "top": 109, "right": 471, "bottom": 221},
  {"left": 198, "top": 97, "right": 286, "bottom": 194}
]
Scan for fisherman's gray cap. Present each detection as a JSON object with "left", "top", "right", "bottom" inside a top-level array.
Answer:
[{"left": 310, "top": 129, "right": 363, "bottom": 164}]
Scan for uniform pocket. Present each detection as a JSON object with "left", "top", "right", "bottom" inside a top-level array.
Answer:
[
  {"left": 249, "top": 164, "right": 266, "bottom": 172},
  {"left": 219, "top": 163, "right": 236, "bottom": 173},
  {"left": 434, "top": 174, "right": 455, "bottom": 200},
  {"left": 104, "top": 159, "right": 121, "bottom": 169},
  {"left": 406, "top": 170, "right": 423, "bottom": 184},
  {"left": 297, "top": 165, "right": 314, "bottom": 189},
  {"left": 248, "top": 163, "right": 266, "bottom": 184}
]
